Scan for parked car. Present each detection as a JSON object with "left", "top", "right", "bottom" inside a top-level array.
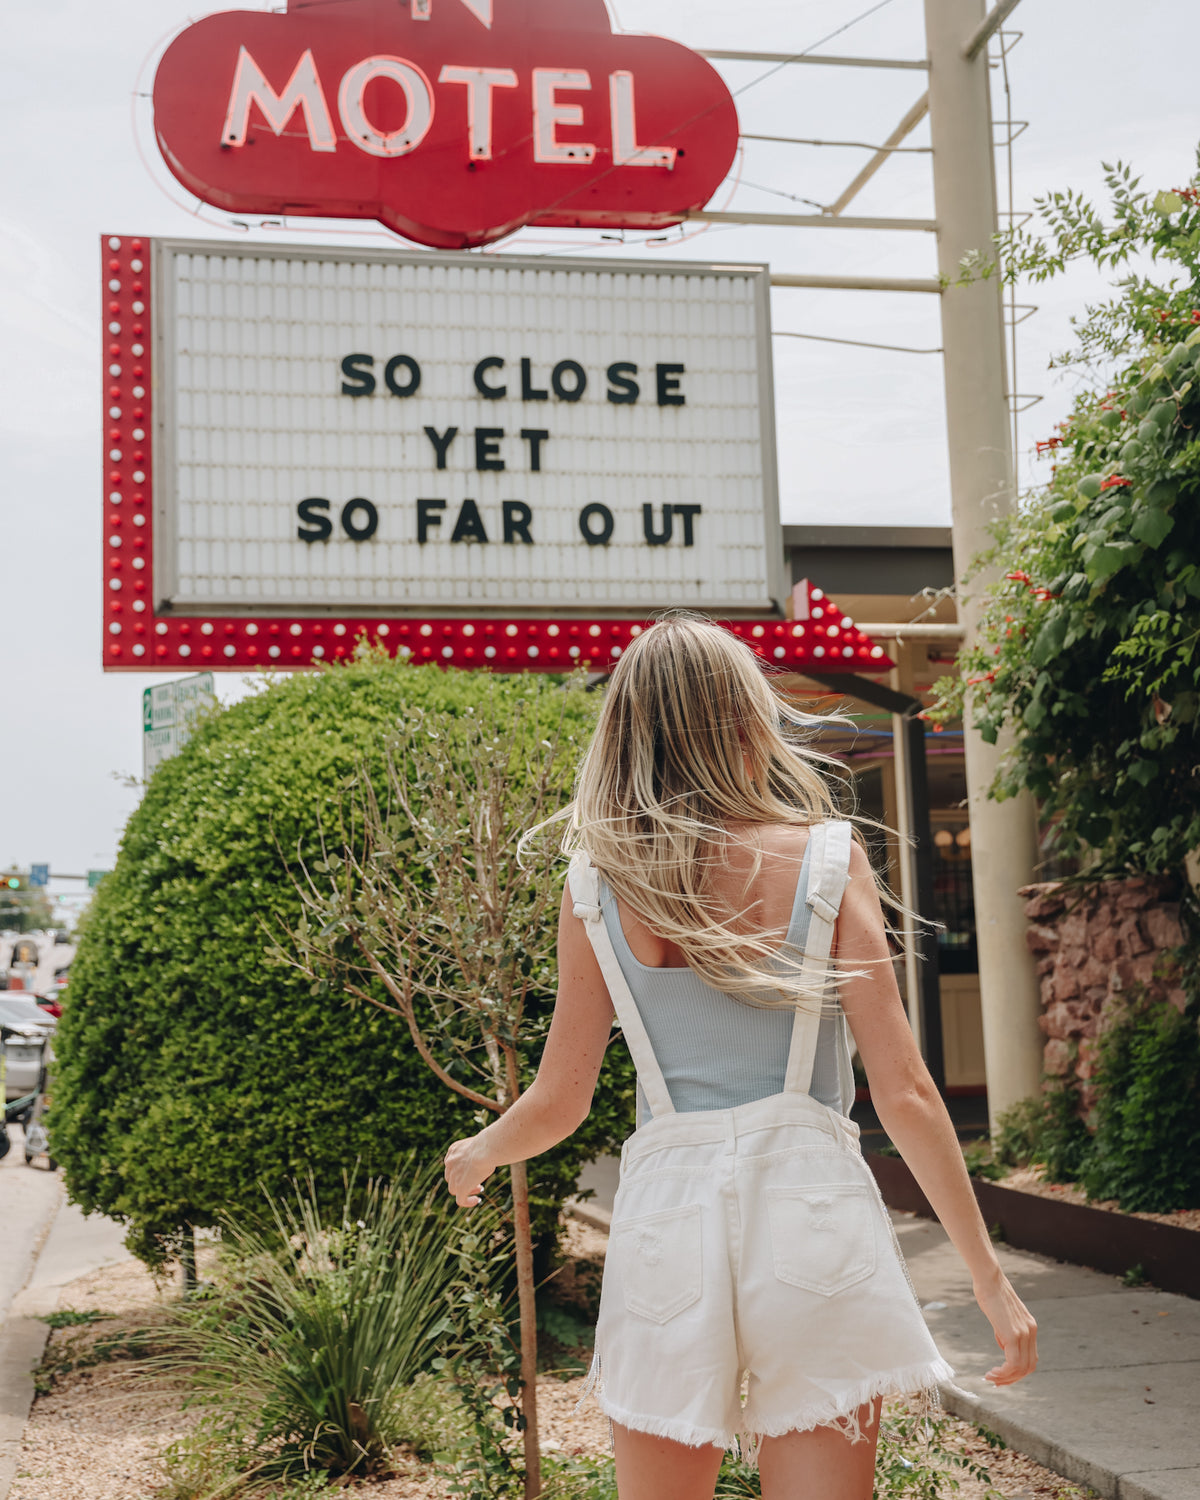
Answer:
[
  {"left": 36, "top": 981, "right": 67, "bottom": 1018},
  {"left": 1, "top": 996, "right": 56, "bottom": 1113}
]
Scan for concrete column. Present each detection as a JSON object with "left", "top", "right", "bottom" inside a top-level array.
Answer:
[{"left": 924, "top": 0, "right": 1043, "bottom": 1129}]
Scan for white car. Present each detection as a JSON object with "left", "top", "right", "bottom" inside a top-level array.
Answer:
[{"left": 1, "top": 996, "right": 56, "bottom": 1117}]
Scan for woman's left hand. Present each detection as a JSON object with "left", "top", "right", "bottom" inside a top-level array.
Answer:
[{"left": 445, "top": 1135, "right": 495, "bottom": 1208}]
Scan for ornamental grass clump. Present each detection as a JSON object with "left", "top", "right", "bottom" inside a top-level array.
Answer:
[{"left": 161, "top": 1159, "right": 495, "bottom": 1488}]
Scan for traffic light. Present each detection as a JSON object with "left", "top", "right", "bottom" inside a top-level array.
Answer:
[{"left": 4, "top": 875, "right": 21, "bottom": 890}]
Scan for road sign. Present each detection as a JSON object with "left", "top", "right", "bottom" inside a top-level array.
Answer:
[
  {"left": 142, "top": 673, "right": 217, "bottom": 779},
  {"left": 87, "top": 870, "right": 111, "bottom": 890},
  {"left": 29, "top": 865, "right": 49, "bottom": 889}
]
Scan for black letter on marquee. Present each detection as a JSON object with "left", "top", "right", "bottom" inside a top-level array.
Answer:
[
  {"left": 475, "top": 428, "right": 505, "bottom": 471},
  {"left": 384, "top": 354, "right": 421, "bottom": 397},
  {"left": 673, "top": 503, "right": 701, "bottom": 546},
  {"left": 552, "top": 359, "right": 587, "bottom": 402},
  {"left": 520, "top": 357, "right": 548, "bottom": 401},
  {"left": 297, "top": 497, "right": 333, "bottom": 542},
  {"left": 474, "top": 357, "right": 506, "bottom": 398},
  {"left": 520, "top": 428, "right": 549, "bottom": 472},
  {"left": 451, "top": 499, "right": 489, "bottom": 543},
  {"left": 425, "top": 426, "right": 458, "bottom": 469},
  {"left": 606, "top": 361, "right": 639, "bottom": 404},
  {"left": 417, "top": 498, "right": 447, "bottom": 542},
  {"left": 656, "top": 363, "right": 686, "bottom": 406},
  {"left": 503, "top": 501, "right": 533, "bottom": 544},
  {"left": 340, "top": 353, "right": 375, "bottom": 396},
  {"left": 341, "top": 497, "right": 379, "bottom": 540},
  {"left": 579, "top": 503, "right": 614, "bottom": 546},
  {"left": 643, "top": 504, "right": 673, "bottom": 546}
]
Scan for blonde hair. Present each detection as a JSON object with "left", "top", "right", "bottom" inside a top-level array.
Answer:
[{"left": 557, "top": 615, "right": 864, "bottom": 1008}]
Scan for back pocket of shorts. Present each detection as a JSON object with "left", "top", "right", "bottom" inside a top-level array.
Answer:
[
  {"left": 611, "top": 1203, "right": 703, "bottom": 1324},
  {"left": 766, "top": 1184, "right": 877, "bottom": 1296}
]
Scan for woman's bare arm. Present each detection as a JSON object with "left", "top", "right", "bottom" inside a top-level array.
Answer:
[
  {"left": 444, "top": 884, "right": 614, "bottom": 1206},
  {"left": 837, "top": 842, "right": 1038, "bottom": 1386}
]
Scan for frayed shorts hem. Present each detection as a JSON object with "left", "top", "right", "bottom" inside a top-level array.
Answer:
[
  {"left": 596, "top": 1394, "right": 734, "bottom": 1450},
  {"left": 741, "top": 1356, "right": 956, "bottom": 1449},
  {"left": 595, "top": 1355, "right": 955, "bottom": 1459}
]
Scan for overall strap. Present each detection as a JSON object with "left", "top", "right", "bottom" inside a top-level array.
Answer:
[
  {"left": 783, "top": 821, "right": 855, "bottom": 1096},
  {"left": 568, "top": 851, "right": 676, "bottom": 1119}
]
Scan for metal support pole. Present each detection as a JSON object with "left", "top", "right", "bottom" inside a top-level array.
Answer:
[
  {"left": 924, "top": 0, "right": 1041, "bottom": 1131},
  {"left": 827, "top": 94, "right": 930, "bottom": 217}
]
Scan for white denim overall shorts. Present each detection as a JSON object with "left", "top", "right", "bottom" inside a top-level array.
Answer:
[{"left": 568, "top": 822, "right": 953, "bottom": 1457}]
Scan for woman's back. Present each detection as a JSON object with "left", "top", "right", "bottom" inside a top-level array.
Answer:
[{"left": 597, "top": 826, "right": 855, "bottom": 1121}]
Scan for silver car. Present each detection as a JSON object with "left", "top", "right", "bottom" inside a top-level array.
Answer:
[{"left": 1, "top": 996, "right": 56, "bottom": 1115}]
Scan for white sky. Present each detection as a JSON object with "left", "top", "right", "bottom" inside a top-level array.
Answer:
[{"left": 2, "top": 0, "right": 1196, "bottom": 889}]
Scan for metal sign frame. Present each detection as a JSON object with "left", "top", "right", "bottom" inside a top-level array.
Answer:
[{"left": 100, "top": 232, "right": 891, "bottom": 674}]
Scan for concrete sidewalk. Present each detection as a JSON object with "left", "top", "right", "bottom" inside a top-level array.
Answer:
[
  {"left": 897, "top": 1213, "right": 1200, "bottom": 1500},
  {"left": 0, "top": 1128, "right": 132, "bottom": 1500},
  {"left": 575, "top": 1159, "right": 1200, "bottom": 1500}
]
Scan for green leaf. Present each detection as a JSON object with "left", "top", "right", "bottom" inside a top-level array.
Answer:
[
  {"left": 1031, "top": 613, "right": 1069, "bottom": 666},
  {"left": 1086, "top": 543, "right": 1134, "bottom": 582},
  {"left": 1130, "top": 508, "right": 1174, "bottom": 548}
]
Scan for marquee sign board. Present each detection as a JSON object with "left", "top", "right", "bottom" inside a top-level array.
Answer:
[
  {"left": 152, "top": 0, "right": 740, "bottom": 250},
  {"left": 101, "top": 233, "right": 891, "bottom": 673},
  {"left": 151, "top": 238, "right": 782, "bottom": 617}
]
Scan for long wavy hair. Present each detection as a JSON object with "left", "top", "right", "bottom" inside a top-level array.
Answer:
[{"left": 552, "top": 615, "right": 873, "bottom": 1008}]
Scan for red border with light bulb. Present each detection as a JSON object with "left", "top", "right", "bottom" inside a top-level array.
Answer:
[{"left": 101, "top": 233, "right": 893, "bottom": 676}]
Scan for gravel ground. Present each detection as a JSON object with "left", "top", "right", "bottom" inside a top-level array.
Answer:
[
  {"left": 1002, "top": 1165, "right": 1200, "bottom": 1231},
  {"left": 9, "top": 1220, "right": 1089, "bottom": 1500}
]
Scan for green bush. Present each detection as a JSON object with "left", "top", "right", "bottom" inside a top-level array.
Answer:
[
  {"left": 53, "top": 656, "right": 630, "bottom": 1265},
  {"left": 1082, "top": 997, "right": 1200, "bottom": 1212},
  {"left": 993, "top": 1081, "right": 1097, "bottom": 1185},
  {"left": 993, "top": 998, "right": 1200, "bottom": 1212},
  {"left": 932, "top": 156, "right": 1200, "bottom": 875}
]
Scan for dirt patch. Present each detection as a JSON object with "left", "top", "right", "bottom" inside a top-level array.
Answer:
[
  {"left": 9, "top": 1259, "right": 197, "bottom": 1500},
  {"left": 1002, "top": 1164, "right": 1200, "bottom": 1232}
]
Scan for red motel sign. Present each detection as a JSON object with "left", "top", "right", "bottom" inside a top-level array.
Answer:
[{"left": 153, "top": 0, "right": 740, "bottom": 249}]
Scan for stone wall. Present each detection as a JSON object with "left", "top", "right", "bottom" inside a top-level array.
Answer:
[{"left": 1021, "top": 877, "right": 1186, "bottom": 1107}]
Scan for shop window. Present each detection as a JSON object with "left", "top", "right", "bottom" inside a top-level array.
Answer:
[{"left": 933, "top": 824, "right": 976, "bottom": 973}]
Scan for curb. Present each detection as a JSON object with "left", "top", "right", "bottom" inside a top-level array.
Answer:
[
  {"left": 938, "top": 1381, "right": 1188, "bottom": 1500},
  {"left": 0, "top": 1317, "right": 51, "bottom": 1500},
  {"left": 564, "top": 1197, "right": 611, "bottom": 1233},
  {"left": 0, "top": 1192, "right": 134, "bottom": 1500}
]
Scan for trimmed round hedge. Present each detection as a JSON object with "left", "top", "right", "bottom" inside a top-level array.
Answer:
[{"left": 54, "top": 657, "right": 631, "bottom": 1264}]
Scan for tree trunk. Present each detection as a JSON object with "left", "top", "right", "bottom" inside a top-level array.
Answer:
[
  {"left": 180, "top": 1224, "right": 197, "bottom": 1298},
  {"left": 509, "top": 1158, "right": 541, "bottom": 1498}
]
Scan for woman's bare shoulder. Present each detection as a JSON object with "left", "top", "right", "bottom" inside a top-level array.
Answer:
[{"left": 747, "top": 819, "right": 816, "bottom": 864}]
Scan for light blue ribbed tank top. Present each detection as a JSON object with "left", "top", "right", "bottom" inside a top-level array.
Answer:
[{"left": 598, "top": 836, "right": 854, "bottom": 1125}]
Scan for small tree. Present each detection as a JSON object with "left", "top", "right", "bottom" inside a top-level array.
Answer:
[{"left": 277, "top": 679, "right": 595, "bottom": 1498}]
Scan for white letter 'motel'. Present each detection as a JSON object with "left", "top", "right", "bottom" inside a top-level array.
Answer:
[
  {"left": 438, "top": 66, "right": 518, "bottom": 158},
  {"left": 337, "top": 55, "right": 435, "bottom": 157},
  {"left": 221, "top": 46, "right": 337, "bottom": 151},
  {"left": 411, "top": 0, "right": 493, "bottom": 25},
  {"left": 609, "top": 70, "right": 677, "bottom": 169},
  {"left": 532, "top": 69, "right": 595, "bottom": 164}
]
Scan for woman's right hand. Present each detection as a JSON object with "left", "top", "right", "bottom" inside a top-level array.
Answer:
[{"left": 973, "top": 1266, "right": 1039, "bottom": 1385}]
